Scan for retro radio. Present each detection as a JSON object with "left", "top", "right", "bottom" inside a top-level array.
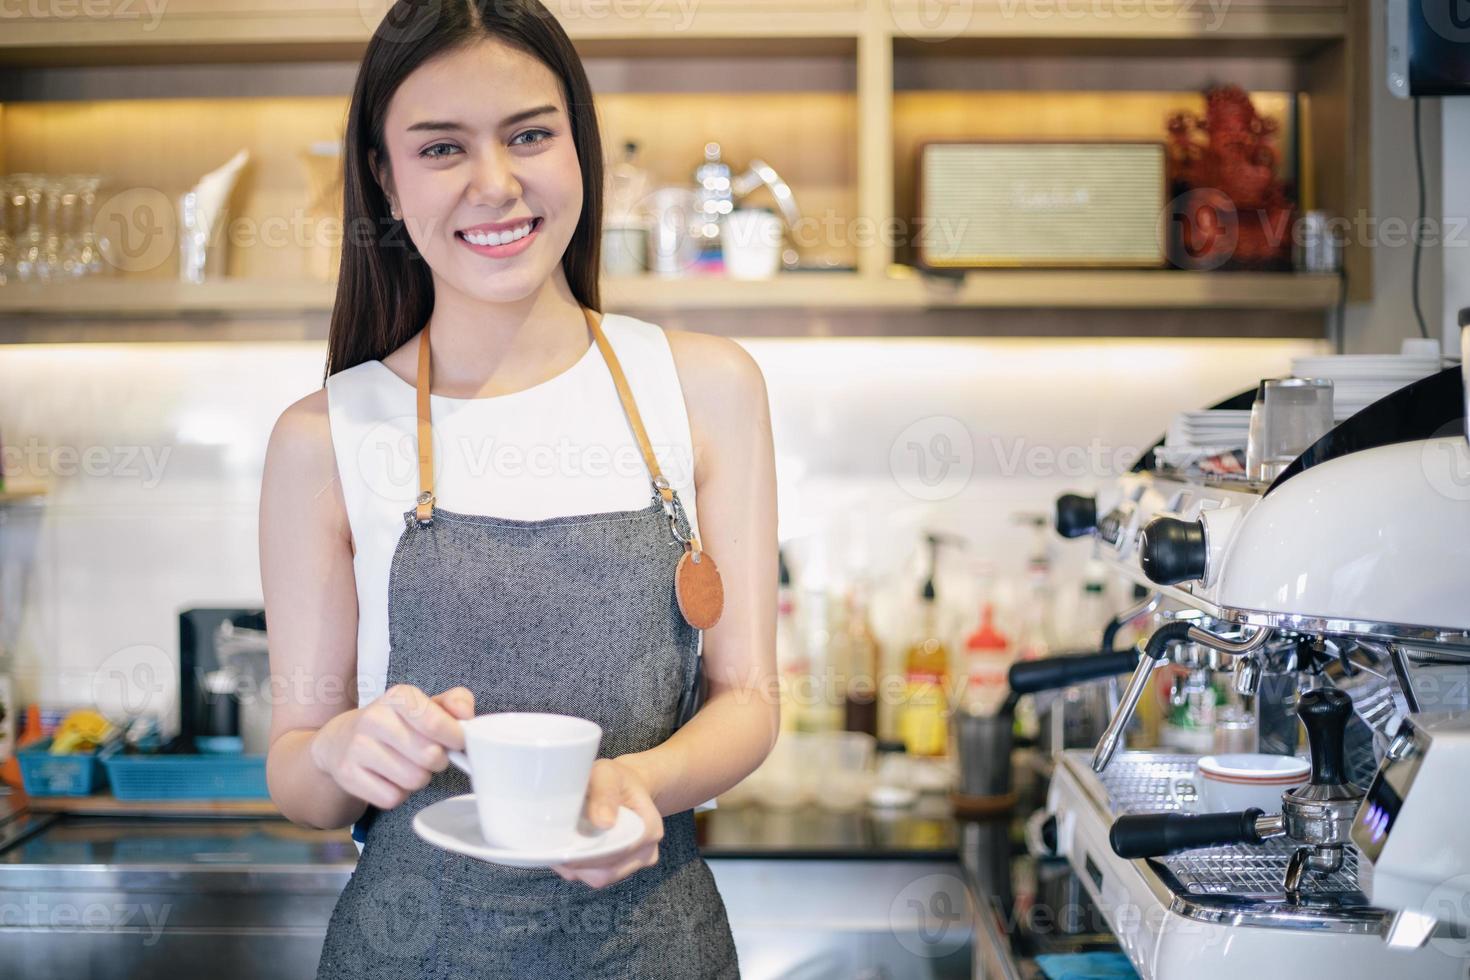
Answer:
[{"left": 916, "top": 140, "right": 1167, "bottom": 269}]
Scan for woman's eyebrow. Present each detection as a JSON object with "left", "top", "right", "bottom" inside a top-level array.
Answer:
[{"left": 406, "top": 105, "right": 559, "bottom": 133}]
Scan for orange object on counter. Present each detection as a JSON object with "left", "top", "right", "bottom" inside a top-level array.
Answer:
[{"left": 0, "top": 704, "right": 44, "bottom": 789}]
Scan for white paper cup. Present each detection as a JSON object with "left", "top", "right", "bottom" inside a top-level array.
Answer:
[
  {"left": 1171, "top": 753, "right": 1309, "bottom": 813},
  {"left": 447, "top": 712, "right": 601, "bottom": 850}
]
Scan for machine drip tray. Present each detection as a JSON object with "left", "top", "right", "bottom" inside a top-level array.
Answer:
[{"left": 1069, "top": 752, "right": 1376, "bottom": 914}]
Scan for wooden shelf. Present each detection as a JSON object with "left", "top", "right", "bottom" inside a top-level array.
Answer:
[
  {"left": 0, "top": 480, "right": 49, "bottom": 504},
  {"left": 0, "top": 269, "right": 1341, "bottom": 319},
  {"left": 0, "top": 1, "right": 1345, "bottom": 69},
  {"left": 21, "top": 791, "right": 281, "bottom": 818},
  {"left": 887, "top": 0, "right": 1346, "bottom": 44},
  {"left": 0, "top": 7, "right": 866, "bottom": 69},
  {"left": 882, "top": 269, "right": 1343, "bottom": 310},
  {"left": 0, "top": 0, "right": 1370, "bottom": 318},
  {"left": 0, "top": 278, "right": 337, "bottom": 316},
  {"left": 611, "top": 270, "right": 1343, "bottom": 310}
]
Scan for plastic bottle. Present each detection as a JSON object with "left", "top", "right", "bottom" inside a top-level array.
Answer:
[
  {"left": 1071, "top": 560, "right": 1112, "bottom": 651},
  {"left": 898, "top": 536, "right": 951, "bottom": 757},
  {"left": 606, "top": 140, "right": 652, "bottom": 221},
  {"left": 840, "top": 582, "right": 882, "bottom": 737},
  {"left": 774, "top": 550, "right": 804, "bottom": 734},
  {"left": 960, "top": 603, "right": 1012, "bottom": 715}
]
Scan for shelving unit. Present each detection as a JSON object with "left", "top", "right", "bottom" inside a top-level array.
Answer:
[
  {"left": 0, "top": 0, "right": 1369, "bottom": 335},
  {"left": 0, "top": 268, "right": 1342, "bottom": 315},
  {"left": 20, "top": 789, "right": 280, "bottom": 817},
  {"left": 0, "top": 480, "right": 49, "bottom": 505}
]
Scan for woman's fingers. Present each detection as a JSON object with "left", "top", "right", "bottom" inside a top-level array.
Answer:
[
  {"left": 340, "top": 760, "right": 405, "bottom": 811},
  {"left": 581, "top": 760, "right": 625, "bottom": 830},
  {"left": 354, "top": 735, "right": 432, "bottom": 795},
  {"left": 357, "top": 702, "right": 448, "bottom": 772},
  {"left": 382, "top": 683, "right": 466, "bottom": 750},
  {"left": 555, "top": 841, "right": 660, "bottom": 888},
  {"left": 430, "top": 686, "right": 476, "bottom": 721}
]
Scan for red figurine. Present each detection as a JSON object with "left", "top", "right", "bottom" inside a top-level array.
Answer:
[{"left": 1164, "top": 85, "right": 1296, "bottom": 270}]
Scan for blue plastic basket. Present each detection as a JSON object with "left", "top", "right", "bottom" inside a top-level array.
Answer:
[
  {"left": 102, "top": 751, "right": 268, "bottom": 801},
  {"left": 16, "top": 738, "right": 108, "bottom": 797}
]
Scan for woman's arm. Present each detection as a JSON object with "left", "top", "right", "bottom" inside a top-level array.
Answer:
[
  {"left": 614, "top": 331, "right": 780, "bottom": 815},
  {"left": 260, "top": 389, "right": 370, "bottom": 828},
  {"left": 259, "top": 389, "right": 472, "bottom": 829}
]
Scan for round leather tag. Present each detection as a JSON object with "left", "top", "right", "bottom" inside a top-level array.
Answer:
[{"left": 675, "top": 549, "right": 724, "bottom": 630}]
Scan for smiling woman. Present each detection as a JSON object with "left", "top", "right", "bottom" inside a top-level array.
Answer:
[{"left": 257, "top": 0, "right": 777, "bottom": 978}]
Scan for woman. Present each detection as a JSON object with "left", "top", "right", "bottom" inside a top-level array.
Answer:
[{"left": 258, "top": 1, "right": 778, "bottom": 976}]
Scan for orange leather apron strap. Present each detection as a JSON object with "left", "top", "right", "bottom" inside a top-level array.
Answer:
[
  {"left": 413, "top": 306, "right": 703, "bottom": 555},
  {"left": 415, "top": 318, "right": 434, "bottom": 525}
]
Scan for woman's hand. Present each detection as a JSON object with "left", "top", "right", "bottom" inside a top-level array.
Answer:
[
  {"left": 309, "top": 684, "right": 476, "bottom": 810},
  {"left": 551, "top": 758, "right": 664, "bottom": 889}
]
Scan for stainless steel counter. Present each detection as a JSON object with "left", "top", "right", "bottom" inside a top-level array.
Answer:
[{"left": 0, "top": 793, "right": 989, "bottom": 979}]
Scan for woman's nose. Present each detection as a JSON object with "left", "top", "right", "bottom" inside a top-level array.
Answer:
[{"left": 466, "top": 145, "right": 522, "bottom": 207}]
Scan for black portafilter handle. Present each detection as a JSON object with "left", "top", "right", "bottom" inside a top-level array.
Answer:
[
  {"left": 1139, "top": 516, "right": 1208, "bottom": 586},
  {"left": 1006, "top": 649, "right": 1140, "bottom": 695},
  {"left": 1055, "top": 493, "right": 1098, "bottom": 538},
  {"left": 1110, "top": 808, "right": 1269, "bottom": 859},
  {"left": 1298, "top": 687, "right": 1352, "bottom": 786}
]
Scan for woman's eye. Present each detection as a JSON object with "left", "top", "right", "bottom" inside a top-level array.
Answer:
[
  {"left": 418, "top": 130, "right": 551, "bottom": 159},
  {"left": 511, "top": 129, "right": 553, "bottom": 147}
]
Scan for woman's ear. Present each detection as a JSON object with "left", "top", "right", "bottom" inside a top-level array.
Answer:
[{"left": 368, "top": 147, "right": 398, "bottom": 217}]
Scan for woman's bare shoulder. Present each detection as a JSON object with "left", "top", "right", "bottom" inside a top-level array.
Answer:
[
  {"left": 262, "top": 387, "right": 351, "bottom": 544},
  {"left": 663, "top": 328, "right": 770, "bottom": 423},
  {"left": 269, "top": 387, "right": 331, "bottom": 454},
  {"left": 662, "top": 328, "right": 771, "bottom": 492}
]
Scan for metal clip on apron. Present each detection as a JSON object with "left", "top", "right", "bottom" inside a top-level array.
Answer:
[{"left": 318, "top": 307, "right": 739, "bottom": 979}]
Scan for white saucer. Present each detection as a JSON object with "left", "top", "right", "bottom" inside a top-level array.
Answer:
[{"left": 413, "top": 794, "right": 643, "bottom": 868}]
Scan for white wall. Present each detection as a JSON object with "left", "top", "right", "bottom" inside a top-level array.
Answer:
[
  {"left": 1343, "top": 1, "right": 1447, "bottom": 354},
  {"left": 0, "top": 335, "right": 1320, "bottom": 730},
  {"left": 1442, "top": 98, "right": 1470, "bottom": 349}
]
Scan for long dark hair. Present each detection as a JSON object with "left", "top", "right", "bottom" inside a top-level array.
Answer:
[{"left": 324, "top": 0, "right": 603, "bottom": 381}]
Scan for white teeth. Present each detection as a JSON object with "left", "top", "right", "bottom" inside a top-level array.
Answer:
[{"left": 461, "top": 221, "right": 534, "bottom": 246}]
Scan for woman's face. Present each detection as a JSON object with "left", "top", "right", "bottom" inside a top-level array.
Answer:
[{"left": 373, "top": 38, "right": 584, "bottom": 303}]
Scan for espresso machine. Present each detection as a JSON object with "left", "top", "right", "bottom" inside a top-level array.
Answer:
[{"left": 1024, "top": 353, "right": 1470, "bottom": 978}]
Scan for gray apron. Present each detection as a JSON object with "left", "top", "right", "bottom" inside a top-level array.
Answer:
[{"left": 316, "top": 312, "right": 739, "bottom": 979}]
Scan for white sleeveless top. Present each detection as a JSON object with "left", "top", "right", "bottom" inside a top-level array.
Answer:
[{"left": 325, "top": 311, "right": 703, "bottom": 708}]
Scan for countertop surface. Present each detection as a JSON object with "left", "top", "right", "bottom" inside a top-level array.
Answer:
[
  {"left": 0, "top": 792, "right": 962, "bottom": 871},
  {"left": 0, "top": 769, "right": 1061, "bottom": 977}
]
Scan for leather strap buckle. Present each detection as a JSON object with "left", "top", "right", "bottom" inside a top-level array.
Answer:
[{"left": 414, "top": 490, "right": 434, "bottom": 526}]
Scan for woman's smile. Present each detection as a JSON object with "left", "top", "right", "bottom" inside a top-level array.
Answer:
[{"left": 455, "top": 216, "right": 543, "bottom": 258}]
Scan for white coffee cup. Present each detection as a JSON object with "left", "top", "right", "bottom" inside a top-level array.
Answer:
[
  {"left": 720, "top": 208, "right": 783, "bottom": 279},
  {"left": 446, "top": 712, "right": 602, "bottom": 851},
  {"left": 1170, "top": 753, "right": 1310, "bottom": 813}
]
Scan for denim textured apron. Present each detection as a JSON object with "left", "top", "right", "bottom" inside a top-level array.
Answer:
[{"left": 316, "top": 307, "right": 739, "bottom": 978}]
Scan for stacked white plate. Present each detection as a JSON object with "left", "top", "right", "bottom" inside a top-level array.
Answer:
[
  {"left": 1290, "top": 351, "right": 1442, "bottom": 421},
  {"left": 1158, "top": 409, "right": 1252, "bottom": 469},
  {"left": 1164, "top": 409, "right": 1252, "bottom": 451}
]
